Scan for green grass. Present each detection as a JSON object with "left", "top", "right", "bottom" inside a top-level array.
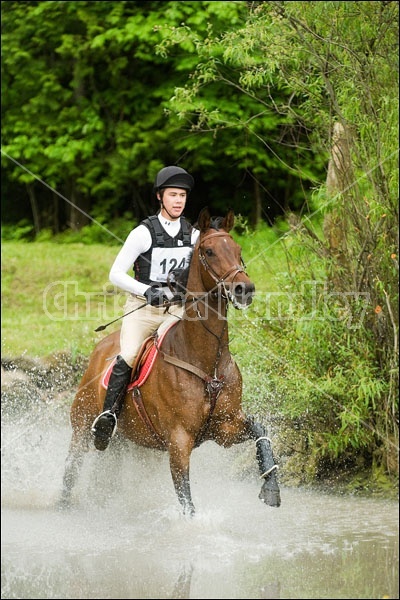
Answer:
[
  {"left": 1, "top": 236, "right": 290, "bottom": 422},
  {"left": 1, "top": 236, "right": 290, "bottom": 430},
  {"left": 1, "top": 241, "right": 125, "bottom": 358}
]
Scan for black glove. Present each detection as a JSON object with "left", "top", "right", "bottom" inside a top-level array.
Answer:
[{"left": 144, "top": 285, "right": 169, "bottom": 307}]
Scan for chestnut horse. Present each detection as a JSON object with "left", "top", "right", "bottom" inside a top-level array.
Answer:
[{"left": 59, "top": 208, "right": 281, "bottom": 516}]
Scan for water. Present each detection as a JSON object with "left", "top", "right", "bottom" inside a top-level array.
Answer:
[{"left": 1, "top": 396, "right": 398, "bottom": 599}]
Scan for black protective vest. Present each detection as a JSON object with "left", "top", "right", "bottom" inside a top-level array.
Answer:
[{"left": 133, "top": 215, "right": 192, "bottom": 285}]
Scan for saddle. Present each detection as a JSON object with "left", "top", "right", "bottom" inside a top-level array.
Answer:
[{"left": 101, "top": 321, "right": 177, "bottom": 391}]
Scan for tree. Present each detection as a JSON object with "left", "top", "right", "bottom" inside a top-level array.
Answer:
[
  {"left": 1, "top": 1, "right": 255, "bottom": 231},
  {"left": 156, "top": 1, "right": 399, "bottom": 476}
]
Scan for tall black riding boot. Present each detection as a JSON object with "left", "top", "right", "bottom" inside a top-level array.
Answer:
[{"left": 91, "top": 355, "right": 132, "bottom": 451}]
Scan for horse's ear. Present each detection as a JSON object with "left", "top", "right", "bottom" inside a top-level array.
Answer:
[
  {"left": 197, "top": 207, "right": 211, "bottom": 232},
  {"left": 222, "top": 209, "right": 235, "bottom": 232}
]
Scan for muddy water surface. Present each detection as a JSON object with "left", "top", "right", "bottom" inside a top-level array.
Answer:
[{"left": 1, "top": 393, "right": 398, "bottom": 599}]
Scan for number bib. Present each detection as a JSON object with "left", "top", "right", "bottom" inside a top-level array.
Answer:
[{"left": 149, "top": 247, "right": 192, "bottom": 283}]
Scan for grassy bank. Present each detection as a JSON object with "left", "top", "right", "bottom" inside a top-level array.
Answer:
[{"left": 2, "top": 241, "right": 125, "bottom": 358}]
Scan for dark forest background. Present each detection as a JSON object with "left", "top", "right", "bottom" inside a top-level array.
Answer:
[{"left": 2, "top": 0, "right": 330, "bottom": 235}]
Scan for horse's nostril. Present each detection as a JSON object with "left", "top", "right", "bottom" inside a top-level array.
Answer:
[
  {"left": 233, "top": 282, "right": 255, "bottom": 303},
  {"left": 236, "top": 283, "right": 244, "bottom": 294}
]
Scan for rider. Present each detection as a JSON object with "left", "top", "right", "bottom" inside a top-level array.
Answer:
[{"left": 91, "top": 166, "right": 200, "bottom": 451}]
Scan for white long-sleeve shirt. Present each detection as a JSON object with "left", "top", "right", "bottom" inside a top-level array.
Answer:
[{"left": 109, "top": 214, "right": 199, "bottom": 296}]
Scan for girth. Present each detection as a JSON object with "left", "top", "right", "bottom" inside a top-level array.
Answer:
[
  {"left": 160, "top": 351, "right": 225, "bottom": 447},
  {"left": 131, "top": 349, "right": 225, "bottom": 449}
]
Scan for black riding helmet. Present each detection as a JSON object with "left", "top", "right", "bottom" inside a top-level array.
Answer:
[{"left": 154, "top": 166, "right": 194, "bottom": 193}]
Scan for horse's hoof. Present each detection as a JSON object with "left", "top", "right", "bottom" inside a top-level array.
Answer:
[
  {"left": 259, "top": 487, "right": 281, "bottom": 508},
  {"left": 182, "top": 504, "right": 196, "bottom": 518}
]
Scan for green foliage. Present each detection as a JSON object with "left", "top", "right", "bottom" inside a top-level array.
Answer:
[
  {"left": 2, "top": 0, "right": 270, "bottom": 231},
  {"left": 1, "top": 220, "right": 35, "bottom": 241},
  {"left": 51, "top": 215, "right": 136, "bottom": 245},
  {"left": 158, "top": 0, "right": 398, "bottom": 220},
  {"left": 229, "top": 213, "right": 398, "bottom": 482}
]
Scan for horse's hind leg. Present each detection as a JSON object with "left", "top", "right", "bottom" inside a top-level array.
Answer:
[{"left": 246, "top": 416, "right": 281, "bottom": 508}]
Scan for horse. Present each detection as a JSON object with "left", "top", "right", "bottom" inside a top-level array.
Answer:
[{"left": 59, "top": 207, "right": 281, "bottom": 516}]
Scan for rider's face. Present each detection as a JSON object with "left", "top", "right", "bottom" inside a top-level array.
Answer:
[{"left": 159, "top": 188, "right": 188, "bottom": 220}]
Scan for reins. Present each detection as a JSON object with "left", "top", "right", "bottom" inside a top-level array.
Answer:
[
  {"left": 94, "top": 231, "right": 248, "bottom": 332},
  {"left": 157, "top": 229, "right": 244, "bottom": 437},
  {"left": 180, "top": 231, "right": 247, "bottom": 311}
]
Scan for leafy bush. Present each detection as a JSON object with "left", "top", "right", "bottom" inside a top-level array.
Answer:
[{"left": 1, "top": 220, "right": 35, "bottom": 241}]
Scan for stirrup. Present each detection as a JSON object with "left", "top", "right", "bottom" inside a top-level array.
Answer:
[{"left": 91, "top": 410, "right": 118, "bottom": 437}]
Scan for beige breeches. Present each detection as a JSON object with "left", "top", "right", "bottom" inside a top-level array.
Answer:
[{"left": 119, "top": 295, "right": 183, "bottom": 367}]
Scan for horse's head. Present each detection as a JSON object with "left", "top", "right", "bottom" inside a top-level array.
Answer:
[{"left": 193, "top": 207, "right": 255, "bottom": 309}]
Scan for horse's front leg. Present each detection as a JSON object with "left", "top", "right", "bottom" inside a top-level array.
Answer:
[
  {"left": 57, "top": 431, "right": 88, "bottom": 510},
  {"left": 169, "top": 430, "right": 195, "bottom": 517},
  {"left": 246, "top": 416, "right": 281, "bottom": 508}
]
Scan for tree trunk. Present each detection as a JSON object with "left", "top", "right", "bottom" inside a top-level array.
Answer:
[
  {"left": 52, "top": 191, "right": 59, "bottom": 234},
  {"left": 324, "top": 121, "right": 354, "bottom": 285},
  {"left": 252, "top": 177, "right": 262, "bottom": 228},
  {"left": 68, "top": 185, "right": 90, "bottom": 231},
  {"left": 26, "top": 183, "right": 40, "bottom": 235}
]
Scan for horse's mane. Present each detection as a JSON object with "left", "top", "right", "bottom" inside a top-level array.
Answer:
[
  {"left": 167, "top": 252, "right": 192, "bottom": 294},
  {"left": 193, "top": 216, "right": 224, "bottom": 231},
  {"left": 209, "top": 216, "right": 224, "bottom": 230}
]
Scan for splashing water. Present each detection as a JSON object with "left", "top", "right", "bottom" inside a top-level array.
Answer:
[{"left": 1, "top": 389, "right": 398, "bottom": 599}]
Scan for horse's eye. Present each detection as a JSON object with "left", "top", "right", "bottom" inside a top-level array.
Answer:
[{"left": 205, "top": 248, "right": 213, "bottom": 257}]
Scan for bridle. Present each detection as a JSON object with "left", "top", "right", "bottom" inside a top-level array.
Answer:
[{"left": 195, "top": 230, "right": 249, "bottom": 306}]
